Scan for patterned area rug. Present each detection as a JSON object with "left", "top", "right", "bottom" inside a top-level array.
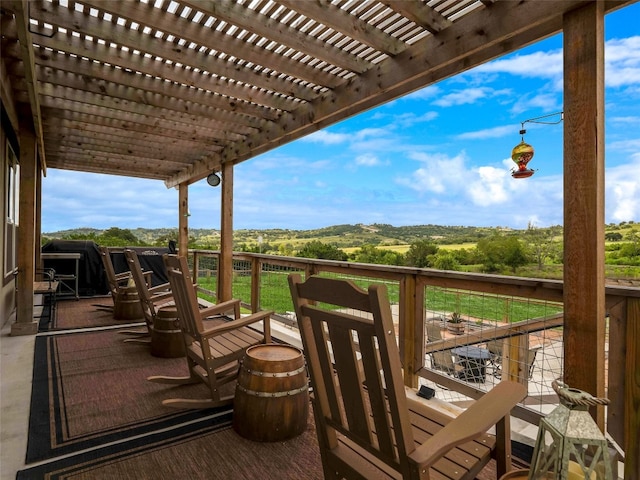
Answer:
[
  {"left": 40, "top": 296, "right": 146, "bottom": 332},
  {"left": 18, "top": 413, "right": 320, "bottom": 480},
  {"left": 26, "top": 329, "right": 233, "bottom": 463}
]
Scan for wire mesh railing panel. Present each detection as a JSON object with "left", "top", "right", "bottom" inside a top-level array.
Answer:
[
  {"left": 314, "top": 271, "right": 401, "bottom": 327},
  {"left": 259, "top": 263, "right": 305, "bottom": 316},
  {"left": 231, "top": 259, "right": 252, "bottom": 303},
  {"left": 193, "top": 253, "right": 219, "bottom": 302},
  {"left": 421, "top": 285, "right": 564, "bottom": 415}
]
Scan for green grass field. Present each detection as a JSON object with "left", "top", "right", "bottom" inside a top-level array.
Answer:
[{"left": 196, "top": 271, "right": 562, "bottom": 323}]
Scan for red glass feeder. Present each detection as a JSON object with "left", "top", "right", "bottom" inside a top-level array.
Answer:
[{"left": 511, "top": 140, "right": 535, "bottom": 178}]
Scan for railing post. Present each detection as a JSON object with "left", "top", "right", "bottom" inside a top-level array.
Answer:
[
  {"left": 192, "top": 251, "right": 200, "bottom": 285},
  {"left": 400, "top": 274, "right": 419, "bottom": 388},
  {"left": 504, "top": 334, "right": 530, "bottom": 386},
  {"left": 250, "top": 256, "right": 261, "bottom": 313}
]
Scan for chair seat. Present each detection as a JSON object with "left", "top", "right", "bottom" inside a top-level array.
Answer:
[
  {"left": 189, "top": 326, "right": 264, "bottom": 361},
  {"left": 329, "top": 394, "right": 495, "bottom": 480}
]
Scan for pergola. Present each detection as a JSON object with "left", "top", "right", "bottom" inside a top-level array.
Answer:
[{"left": 2, "top": 0, "right": 637, "bottom": 463}]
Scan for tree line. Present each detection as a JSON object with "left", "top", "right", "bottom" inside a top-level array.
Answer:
[{"left": 43, "top": 222, "right": 640, "bottom": 277}]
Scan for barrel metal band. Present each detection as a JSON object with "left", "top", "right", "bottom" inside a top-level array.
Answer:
[
  {"left": 242, "top": 364, "right": 306, "bottom": 377},
  {"left": 236, "top": 384, "right": 309, "bottom": 398},
  {"left": 151, "top": 328, "right": 183, "bottom": 334}
]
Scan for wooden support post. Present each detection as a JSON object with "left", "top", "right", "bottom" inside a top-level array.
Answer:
[
  {"left": 178, "top": 182, "right": 188, "bottom": 256},
  {"left": 625, "top": 298, "right": 640, "bottom": 479},
  {"left": 218, "top": 162, "right": 233, "bottom": 302},
  {"left": 563, "top": 2, "right": 606, "bottom": 428},
  {"left": 12, "top": 127, "right": 38, "bottom": 335},
  {"left": 399, "top": 274, "right": 418, "bottom": 388}
]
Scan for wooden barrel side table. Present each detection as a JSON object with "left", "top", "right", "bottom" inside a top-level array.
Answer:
[
  {"left": 233, "top": 343, "right": 309, "bottom": 442},
  {"left": 113, "top": 285, "right": 144, "bottom": 320},
  {"left": 150, "top": 306, "right": 185, "bottom": 358}
]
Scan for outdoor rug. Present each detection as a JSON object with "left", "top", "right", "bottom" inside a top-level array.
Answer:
[
  {"left": 39, "top": 297, "right": 146, "bottom": 332},
  {"left": 26, "top": 329, "right": 234, "bottom": 463},
  {"left": 17, "top": 412, "right": 321, "bottom": 480}
]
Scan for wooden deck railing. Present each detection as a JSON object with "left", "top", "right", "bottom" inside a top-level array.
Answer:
[{"left": 189, "top": 249, "right": 639, "bottom": 468}]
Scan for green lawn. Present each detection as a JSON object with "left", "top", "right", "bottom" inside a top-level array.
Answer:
[{"left": 196, "top": 272, "right": 561, "bottom": 323}]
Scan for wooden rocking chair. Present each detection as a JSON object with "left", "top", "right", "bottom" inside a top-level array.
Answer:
[
  {"left": 122, "top": 248, "right": 173, "bottom": 342},
  {"left": 98, "top": 246, "right": 130, "bottom": 309},
  {"left": 288, "top": 274, "right": 527, "bottom": 480},
  {"left": 148, "top": 254, "right": 273, "bottom": 409}
]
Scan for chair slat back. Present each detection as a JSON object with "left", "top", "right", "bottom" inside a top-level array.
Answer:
[
  {"left": 163, "top": 254, "right": 203, "bottom": 341},
  {"left": 99, "top": 246, "right": 127, "bottom": 299},
  {"left": 124, "top": 249, "right": 161, "bottom": 325},
  {"left": 288, "top": 274, "right": 415, "bottom": 473}
]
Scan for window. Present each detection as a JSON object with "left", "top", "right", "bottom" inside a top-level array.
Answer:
[{"left": 4, "top": 141, "right": 19, "bottom": 279}]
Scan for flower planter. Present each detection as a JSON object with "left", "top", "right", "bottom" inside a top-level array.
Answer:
[{"left": 447, "top": 323, "right": 465, "bottom": 335}]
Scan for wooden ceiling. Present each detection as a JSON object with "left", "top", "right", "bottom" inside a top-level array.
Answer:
[{"left": 1, "top": 0, "right": 634, "bottom": 187}]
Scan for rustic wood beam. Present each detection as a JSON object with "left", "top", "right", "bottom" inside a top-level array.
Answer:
[
  {"left": 24, "top": 85, "right": 250, "bottom": 141},
  {"left": 563, "top": 2, "right": 606, "bottom": 427},
  {"left": 30, "top": 49, "right": 282, "bottom": 124},
  {"left": 27, "top": 2, "right": 313, "bottom": 108},
  {"left": 75, "top": 0, "right": 343, "bottom": 88},
  {"left": 381, "top": 0, "right": 452, "bottom": 34},
  {"left": 39, "top": 107, "right": 233, "bottom": 146},
  {"left": 278, "top": 0, "right": 406, "bottom": 55},
  {"left": 182, "top": 0, "right": 372, "bottom": 73},
  {"left": 4, "top": 0, "right": 47, "bottom": 171},
  {"left": 44, "top": 152, "right": 173, "bottom": 180},
  {"left": 44, "top": 137, "right": 199, "bottom": 165}
]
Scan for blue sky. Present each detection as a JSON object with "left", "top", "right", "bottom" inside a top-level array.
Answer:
[{"left": 42, "top": 4, "right": 640, "bottom": 233}]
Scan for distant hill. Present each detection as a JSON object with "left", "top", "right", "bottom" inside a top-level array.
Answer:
[
  {"left": 43, "top": 223, "right": 521, "bottom": 247},
  {"left": 42, "top": 221, "right": 637, "bottom": 250}
]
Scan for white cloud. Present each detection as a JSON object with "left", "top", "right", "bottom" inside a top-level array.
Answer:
[
  {"left": 354, "top": 154, "right": 382, "bottom": 167},
  {"left": 510, "top": 92, "right": 561, "bottom": 115},
  {"left": 473, "top": 36, "right": 640, "bottom": 89},
  {"left": 475, "top": 50, "right": 563, "bottom": 79},
  {"left": 432, "top": 87, "right": 508, "bottom": 107},
  {"left": 609, "top": 116, "right": 640, "bottom": 124},
  {"left": 456, "top": 125, "right": 513, "bottom": 140},
  {"left": 404, "top": 85, "right": 443, "bottom": 101},
  {"left": 399, "top": 151, "right": 469, "bottom": 194},
  {"left": 606, "top": 153, "right": 640, "bottom": 222},
  {"left": 605, "top": 36, "right": 640, "bottom": 87},
  {"left": 466, "top": 166, "right": 510, "bottom": 206},
  {"left": 301, "top": 130, "right": 351, "bottom": 144},
  {"left": 393, "top": 111, "right": 438, "bottom": 127},
  {"left": 608, "top": 138, "right": 640, "bottom": 152}
]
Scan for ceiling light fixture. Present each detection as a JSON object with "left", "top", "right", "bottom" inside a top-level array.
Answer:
[
  {"left": 206, "top": 172, "right": 221, "bottom": 187},
  {"left": 511, "top": 111, "right": 564, "bottom": 179}
]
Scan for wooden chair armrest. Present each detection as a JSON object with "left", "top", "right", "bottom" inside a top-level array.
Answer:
[
  {"left": 149, "top": 291, "right": 174, "bottom": 305},
  {"left": 114, "top": 271, "right": 130, "bottom": 281},
  {"left": 409, "top": 381, "right": 526, "bottom": 468},
  {"left": 200, "top": 310, "right": 273, "bottom": 338},
  {"left": 198, "top": 298, "right": 242, "bottom": 319},
  {"left": 148, "top": 282, "right": 171, "bottom": 294}
]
